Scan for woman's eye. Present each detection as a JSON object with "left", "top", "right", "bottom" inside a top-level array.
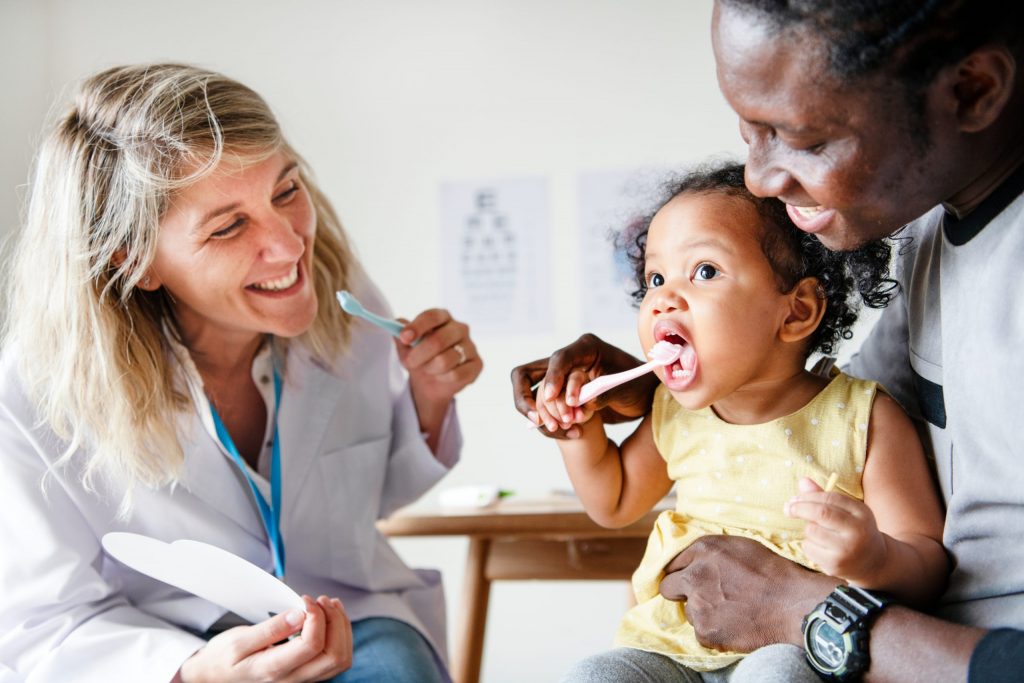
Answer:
[
  {"left": 274, "top": 181, "right": 299, "bottom": 203},
  {"left": 693, "top": 263, "right": 719, "bottom": 281},
  {"left": 211, "top": 218, "right": 244, "bottom": 239},
  {"left": 646, "top": 272, "right": 664, "bottom": 288}
]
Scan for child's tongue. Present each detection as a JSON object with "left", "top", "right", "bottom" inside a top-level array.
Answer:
[
  {"left": 678, "top": 344, "right": 697, "bottom": 372},
  {"left": 668, "top": 343, "right": 698, "bottom": 379}
]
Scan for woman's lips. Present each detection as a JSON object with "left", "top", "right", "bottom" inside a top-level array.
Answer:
[
  {"left": 786, "top": 203, "right": 837, "bottom": 234},
  {"left": 246, "top": 261, "right": 305, "bottom": 298}
]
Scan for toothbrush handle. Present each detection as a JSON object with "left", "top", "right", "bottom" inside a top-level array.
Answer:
[
  {"left": 577, "top": 360, "right": 657, "bottom": 405},
  {"left": 356, "top": 309, "right": 405, "bottom": 338}
]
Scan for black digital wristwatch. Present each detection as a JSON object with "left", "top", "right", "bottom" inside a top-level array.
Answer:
[{"left": 802, "top": 585, "right": 889, "bottom": 681}]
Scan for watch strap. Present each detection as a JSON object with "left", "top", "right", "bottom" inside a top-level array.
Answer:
[{"left": 804, "top": 585, "right": 889, "bottom": 681}]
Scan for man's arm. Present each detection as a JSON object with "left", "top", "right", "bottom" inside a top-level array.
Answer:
[
  {"left": 657, "top": 535, "right": 997, "bottom": 682},
  {"left": 866, "top": 607, "right": 983, "bottom": 682}
]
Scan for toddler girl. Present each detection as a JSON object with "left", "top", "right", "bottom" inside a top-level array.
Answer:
[{"left": 534, "top": 162, "right": 948, "bottom": 682}]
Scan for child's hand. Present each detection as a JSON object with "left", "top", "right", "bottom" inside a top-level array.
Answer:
[
  {"left": 531, "top": 380, "right": 595, "bottom": 435},
  {"left": 785, "top": 476, "right": 887, "bottom": 584}
]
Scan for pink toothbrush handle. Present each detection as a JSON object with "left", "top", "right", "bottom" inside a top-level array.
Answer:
[{"left": 577, "top": 360, "right": 658, "bottom": 405}]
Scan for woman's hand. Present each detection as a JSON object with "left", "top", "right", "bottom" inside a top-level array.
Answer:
[
  {"left": 510, "top": 334, "right": 656, "bottom": 438},
  {"left": 396, "top": 308, "right": 481, "bottom": 448},
  {"left": 176, "top": 595, "right": 352, "bottom": 683}
]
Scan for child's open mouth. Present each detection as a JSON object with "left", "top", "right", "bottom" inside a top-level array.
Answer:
[{"left": 657, "top": 331, "right": 698, "bottom": 386}]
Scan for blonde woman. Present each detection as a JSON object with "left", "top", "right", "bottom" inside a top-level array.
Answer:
[{"left": 0, "top": 64, "right": 481, "bottom": 682}]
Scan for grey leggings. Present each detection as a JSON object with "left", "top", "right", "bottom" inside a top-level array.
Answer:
[{"left": 560, "top": 644, "right": 820, "bottom": 683}]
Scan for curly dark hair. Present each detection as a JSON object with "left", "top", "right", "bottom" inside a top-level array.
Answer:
[{"left": 617, "top": 162, "right": 897, "bottom": 357}]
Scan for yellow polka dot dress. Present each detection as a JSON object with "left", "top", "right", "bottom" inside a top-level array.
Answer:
[{"left": 615, "top": 370, "right": 879, "bottom": 670}]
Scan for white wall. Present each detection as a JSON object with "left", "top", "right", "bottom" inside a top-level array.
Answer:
[{"left": 0, "top": 1, "right": 877, "bottom": 680}]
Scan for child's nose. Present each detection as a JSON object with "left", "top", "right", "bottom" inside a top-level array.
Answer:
[{"left": 651, "top": 286, "right": 687, "bottom": 315}]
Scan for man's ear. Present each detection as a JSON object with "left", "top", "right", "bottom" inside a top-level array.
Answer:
[
  {"left": 944, "top": 45, "right": 1017, "bottom": 133},
  {"left": 779, "top": 277, "right": 826, "bottom": 344}
]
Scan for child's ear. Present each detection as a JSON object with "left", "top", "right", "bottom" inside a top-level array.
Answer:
[{"left": 779, "top": 277, "right": 826, "bottom": 344}]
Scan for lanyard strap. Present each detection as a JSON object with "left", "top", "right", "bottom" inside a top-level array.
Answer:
[{"left": 210, "top": 367, "right": 285, "bottom": 579}]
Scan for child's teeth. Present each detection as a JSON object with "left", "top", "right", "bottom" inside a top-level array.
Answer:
[{"left": 671, "top": 369, "right": 693, "bottom": 379}]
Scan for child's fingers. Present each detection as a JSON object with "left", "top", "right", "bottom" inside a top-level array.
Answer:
[
  {"left": 563, "top": 368, "right": 594, "bottom": 407},
  {"left": 785, "top": 495, "right": 860, "bottom": 532},
  {"left": 534, "top": 397, "right": 560, "bottom": 432}
]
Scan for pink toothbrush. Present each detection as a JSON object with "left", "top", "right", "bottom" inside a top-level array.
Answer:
[
  {"left": 577, "top": 340, "right": 683, "bottom": 404},
  {"left": 527, "top": 341, "right": 683, "bottom": 429}
]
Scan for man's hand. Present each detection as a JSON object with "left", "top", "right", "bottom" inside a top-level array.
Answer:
[
  {"left": 658, "top": 536, "right": 838, "bottom": 652},
  {"left": 510, "top": 334, "right": 656, "bottom": 438}
]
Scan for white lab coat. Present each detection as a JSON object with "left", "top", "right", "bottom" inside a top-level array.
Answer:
[{"left": 0, "top": 278, "right": 460, "bottom": 682}]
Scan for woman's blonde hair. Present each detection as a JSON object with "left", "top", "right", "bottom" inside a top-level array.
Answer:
[{"left": 3, "top": 63, "right": 356, "bottom": 505}]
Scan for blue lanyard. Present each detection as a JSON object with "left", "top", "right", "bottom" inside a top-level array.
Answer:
[{"left": 209, "top": 367, "right": 285, "bottom": 579}]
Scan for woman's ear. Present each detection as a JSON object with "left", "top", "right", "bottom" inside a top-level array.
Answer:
[
  {"left": 111, "top": 249, "right": 161, "bottom": 291},
  {"left": 136, "top": 270, "right": 162, "bottom": 291},
  {"left": 779, "top": 277, "right": 826, "bottom": 344}
]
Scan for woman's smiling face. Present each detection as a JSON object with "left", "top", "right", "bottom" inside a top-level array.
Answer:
[
  {"left": 711, "top": 2, "right": 958, "bottom": 250},
  {"left": 148, "top": 150, "right": 319, "bottom": 350}
]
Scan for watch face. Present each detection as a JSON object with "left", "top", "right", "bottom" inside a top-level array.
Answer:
[{"left": 807, "top": 620, "right": 846, "bottom": 672}]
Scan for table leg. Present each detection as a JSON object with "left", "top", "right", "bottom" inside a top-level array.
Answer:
[{"left": 453, "top": 536, "right": 492, "bottom": 683}]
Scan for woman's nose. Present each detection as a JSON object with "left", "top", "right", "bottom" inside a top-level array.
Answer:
[{"left": 259, "top": 213, "right": 305, "bottom": 262}]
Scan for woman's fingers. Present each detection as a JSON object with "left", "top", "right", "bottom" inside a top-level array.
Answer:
[
  {"left": 225, "top": 607, "right": 306, "bottom": 662},
  {"left": 286, "top": 596, "right": 353, "bottom": 682},
  {"left": 245, "top": 596, "right": 326, "bottom": 680}
]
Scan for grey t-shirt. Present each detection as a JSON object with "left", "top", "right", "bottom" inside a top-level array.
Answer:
[{"left": 848, "top": 165, "right": 1024, "bottom": 628}]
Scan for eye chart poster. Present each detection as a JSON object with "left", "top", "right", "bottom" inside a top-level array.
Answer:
[{"left": 440, "top": 177, "right": 552, "bottom": 335}]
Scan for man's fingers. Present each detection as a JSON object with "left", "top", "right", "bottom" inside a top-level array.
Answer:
[
  {"left": 511, "top": 358, "right": 549, "bottom": 415},
  {"left": 664, "top": 546, "right": 696, "bottom": 573}
]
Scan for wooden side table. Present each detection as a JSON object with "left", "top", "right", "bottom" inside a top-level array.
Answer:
[{"left": 378, "top": 496, "right": 667, "bottom": 683}]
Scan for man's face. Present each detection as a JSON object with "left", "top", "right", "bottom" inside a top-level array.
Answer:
[{"left": 711, "top": 2, "right": 957, "bottom": 250}]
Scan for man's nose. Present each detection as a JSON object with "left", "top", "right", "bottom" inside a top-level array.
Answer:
[{"left": 743, "top": 131, "right": 796, "bottom": 199}]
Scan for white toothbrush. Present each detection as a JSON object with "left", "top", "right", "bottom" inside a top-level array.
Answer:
[{"left": 336, "top": 290, "right": 404, "bottom": 338}]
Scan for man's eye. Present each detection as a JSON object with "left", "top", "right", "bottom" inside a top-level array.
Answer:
[
  {"left": 693, "top": 263, "right": 719, "bottom": 281},
  {"left": 646, "top": 273, "right": 664, "bottom": 288}
]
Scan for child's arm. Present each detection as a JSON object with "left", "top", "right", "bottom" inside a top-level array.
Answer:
[
  {"left": 557, "top": 413, "right": 673, "bottom": 529},
  {"left": 785, "top": 393, "right": 948, "bottom": 606}
]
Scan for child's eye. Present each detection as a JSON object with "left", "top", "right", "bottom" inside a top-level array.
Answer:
[
  {"left": 693, "top": 263, "right": 719, "bottom": 281},
  {"left": 646, "top": 272, "right": 664, "bottom": 288}
]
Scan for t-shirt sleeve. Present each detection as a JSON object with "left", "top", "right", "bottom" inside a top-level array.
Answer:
[{"left": 968, "top": 629, "right": 1024, "bottom": 683}]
